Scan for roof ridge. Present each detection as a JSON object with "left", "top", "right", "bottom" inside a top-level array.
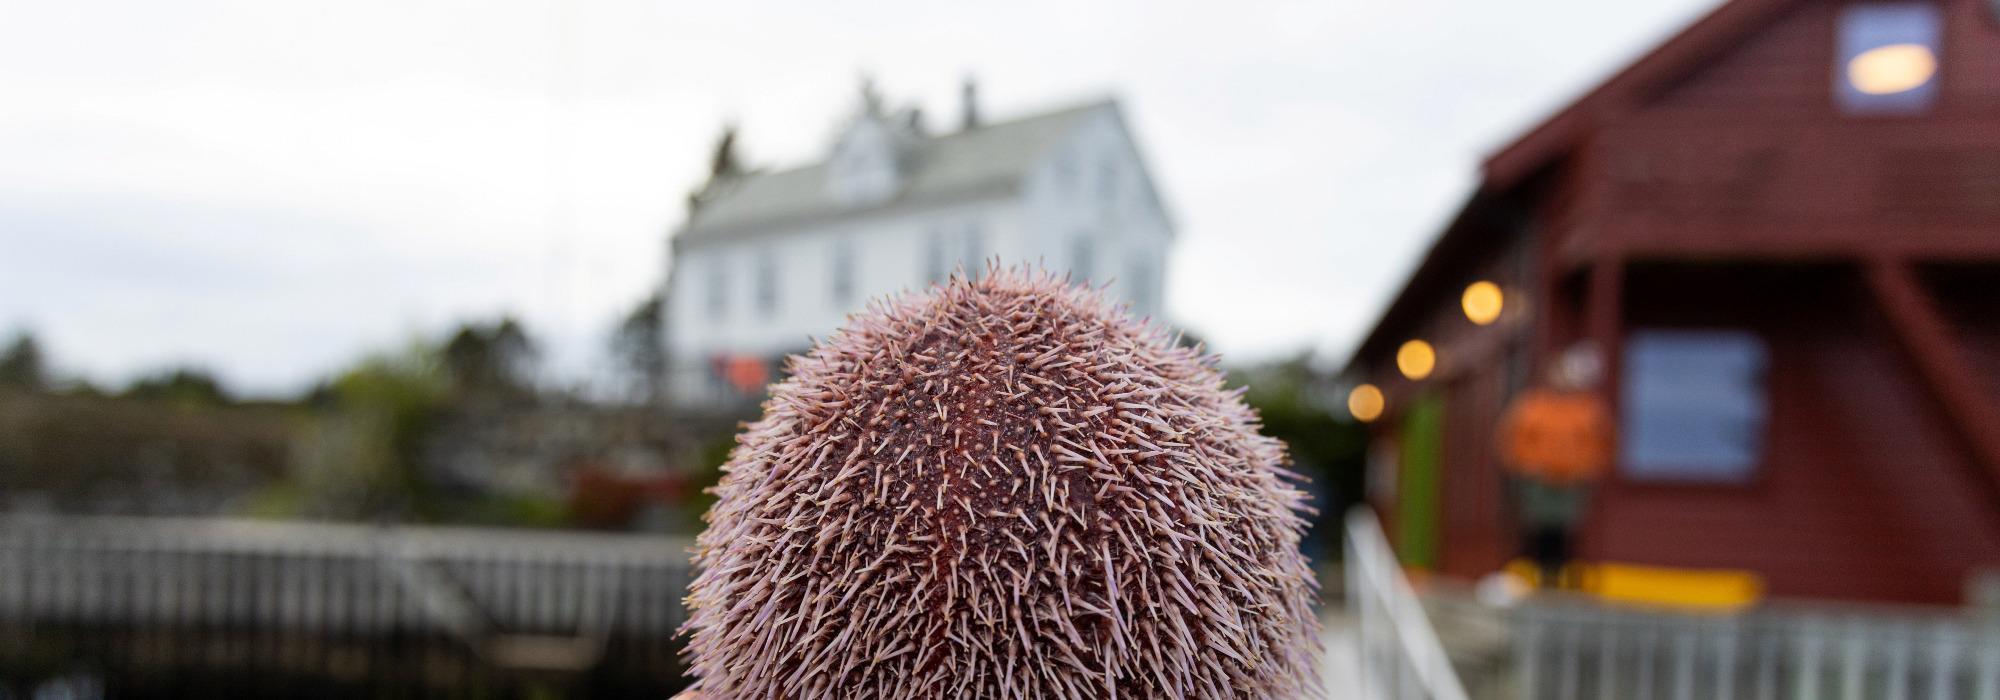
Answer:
[
  {"left": 723, "top": 96, "right": 1116, "bottom": 183},
  {"left": 676, "top": 97, "right": 1117, "bottom": 242}
]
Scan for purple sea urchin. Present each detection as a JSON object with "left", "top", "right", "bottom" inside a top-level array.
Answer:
[{"left": 680, "top": 268, "right": 1320, "bottom": 699}]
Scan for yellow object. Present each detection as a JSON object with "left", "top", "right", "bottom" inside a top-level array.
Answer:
[
  {"left": 1396, "top": 340, "right": 1435, "bottom": 380},
  {"left": 1461, "top": 281, "right": 1504, "bottom": 325},
  {"left": 1848, "top": 43, "right": 1936, "bottom": 95},
  {"left": 1347, "top": 384, "right": 1385, "bottom": 423},
  {"left": 1592, "top": 562, "right": 1764, "bottom": 610},
  {"left": 1505, "top": 559, "right": 1764, "bottom": 611}
]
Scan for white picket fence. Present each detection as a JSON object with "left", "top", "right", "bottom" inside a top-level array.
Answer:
[
  {"left": 1517, "top": 600, "right": 2000, "bottom": 700},
  {"left": 1345, "top": 507, "right": 2000, "bottom": 700},
  {"left": 0, "top": 515, "right": 695, "bottom": 671},
  {"left": 1345, "top": 508, "right": 1472, "bottom": 700}
]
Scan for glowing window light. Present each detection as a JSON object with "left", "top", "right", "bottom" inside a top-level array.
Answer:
[
  {"left": 1348, "top": 384, "right": 1385, "bottom": 423},
  {"left": 1461, "top": 281, "right": 1505, "bottom": 326},
  {"left": 1848, "top": 43, "right": 1936, "bottom": 95},
  {"left": 1396, "top": 340, "right": 1436, "bottom": 380}
]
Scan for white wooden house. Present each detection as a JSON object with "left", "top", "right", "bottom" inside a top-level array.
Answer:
[{"left": 664, "top": 83, "right": 1175, "bottom": 407}]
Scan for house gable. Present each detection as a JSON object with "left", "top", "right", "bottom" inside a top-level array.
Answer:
[
  {"left": 1483, "top": 0, "right": 1806, "bottom": 189},
  {"left": 1642, "top": 0, "right": 1832, "bottom": 118}
]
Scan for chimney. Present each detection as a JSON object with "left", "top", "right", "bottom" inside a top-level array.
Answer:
[{"left": 960, "top": 77, "right": 980, "bottom": 131}]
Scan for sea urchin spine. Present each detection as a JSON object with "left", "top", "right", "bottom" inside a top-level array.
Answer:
[{"left": 680, "top": 267, "right": 1321, "bottom": 699}]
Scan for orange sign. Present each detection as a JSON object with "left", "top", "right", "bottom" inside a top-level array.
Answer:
[{"left": 720, "top": 355, "right": 769, "bottom": 392}]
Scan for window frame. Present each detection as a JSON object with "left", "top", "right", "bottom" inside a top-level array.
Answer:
[
  {"left": 1615, "top": 327, "right": 1773, "bottom": 486},
  {"left": 923, "top": 228, "right": 946, "bottom": 285},
  {"left": 1097, "top": 157, "right": 1119, "bottom": 205},
  {"left": 1054, "top": 151, "right": 1078, "bottom": 197},
  {"left": 963, "top": 222, "right": 985, "bottom": 281},
  {"left": 705, "top": 258, "right": 728, "bottom": 323},
  {"left": 830, "top": 237, "right": 854, "bottom": 305},
  {"left": 1126, "top": 256, "right": 1153, "bottom": 317},
  {"left": 1833, "top": 2, "right": 1944, "bottom": 116},
  {"left": 754, "top": 249, "right": 779, "bottom": 318},
  {"left": 1069, "top": 234, "right": 1094, "bottom": 283}
]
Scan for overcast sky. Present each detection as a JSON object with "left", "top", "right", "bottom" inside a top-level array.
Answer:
[{"left": 0, "top": 0, "right": 1720, "bottom": 396}]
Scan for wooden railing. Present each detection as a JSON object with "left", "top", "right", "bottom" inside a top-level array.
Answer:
[
  {"left": 1518, "top": 598, "right": 2000, "bottom": 700},
  {"left": 1346, "top": 508, "right": 1473, "bottom": 700},
  {"left": 0, "top": 515, "right": 696, "bottom": 695}
]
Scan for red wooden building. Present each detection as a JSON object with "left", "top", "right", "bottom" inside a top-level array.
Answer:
[{"left": 1346, "top": 0, "right": 2000, "bottom": 606}]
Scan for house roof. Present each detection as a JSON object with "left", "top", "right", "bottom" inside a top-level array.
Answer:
[
  {"left": 675, "top": 99, "right": 1115, "bottom": 246},
  {"left": 1346, "top": 0, "right": 1802, "bottom": 371},
  {"left": 1483, "top": 0, "right": 1798, "bottom": 189}
]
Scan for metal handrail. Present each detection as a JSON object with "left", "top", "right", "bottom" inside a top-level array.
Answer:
[{"left": 1345, "top": 507, "right": 1471, "bottom": 700}]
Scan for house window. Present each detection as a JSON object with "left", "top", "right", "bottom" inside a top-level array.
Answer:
[
  {"left": 1835, "top": 3, "right": 1941, "bottom": 115},
  {"left": 1070, "top": 235, "right": 1094, "bottom": 283},
  {"left": 755, "top": 250, "right": 778, "bottom": 318},
  {"left": 963, "top": 223, "right": 984, "bottom": 280},
  {"left": 830, "top": 238, "right": 854, "bottom": 305},
  {"left": 923, "top": 229, "right": 946, "bottom": 285},
  {"left": 706, "top": 260, "right": 727, "bottom": 322},
  {"left": 1127, "top": 257, "right": 1152, "bottom": 315},
  {"left": 1619, "top": 329, "right": 1769, "bottom": 482},
  {"left": 1098, "top": 158, "right": 1118, "bottom": 204},
  {"left": 1054, "top": 152, "right": 1077, "bottom": 196}
]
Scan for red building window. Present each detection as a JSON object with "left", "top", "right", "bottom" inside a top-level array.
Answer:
[
  {"left": 1835, "top": 3, "right": 1942, "bottom": 115},
  {"left": 1618, "top": 329, "right": 1770, "bottom": 482}
]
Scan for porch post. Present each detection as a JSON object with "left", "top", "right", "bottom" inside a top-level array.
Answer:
[
  {"left": 1584, "top": 251, "right": 1625, "bottom": 363},
  {"left": 1576, "top": 248, "right": 1623, "bottom": 564},
  {"left": 1582, "top": 247, "right": 1625, "bottom": 433}
]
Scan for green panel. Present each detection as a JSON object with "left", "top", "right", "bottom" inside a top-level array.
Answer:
[{"left": 1397, "top": 392, "right": 1444, "bottom": 569}]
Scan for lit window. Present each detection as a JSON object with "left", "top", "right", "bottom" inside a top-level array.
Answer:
[
  {"left": 1836, "top": 3, "right": 1941, "bottom": 115},
  {"left": 755, "top": 250, "right": 778, "bottom": 317},
  {"left": 1620, "top": 329, "right": 1768, "bottom": 482}
]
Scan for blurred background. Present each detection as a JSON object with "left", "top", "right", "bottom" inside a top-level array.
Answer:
[{"left": 4, "top": 0, "right": 1999, "bottom": 697}]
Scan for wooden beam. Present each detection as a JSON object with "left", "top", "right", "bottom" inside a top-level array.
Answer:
[
  {"left": 1584, "top": 253, "right": 1625, "bottom": 355},
  {"left": 1863, "top": 260, "right": 2000, "bottom": 500},
  {"left": 1555, "top": 218, "right": 2000, "bottom": 271}
]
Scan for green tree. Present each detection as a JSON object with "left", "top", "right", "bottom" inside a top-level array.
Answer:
[
  {"left": 1230, "top": 353, "right": 1368, "bottom": 559},
  {"left": 441, "top": 316, "right": 538, "bottom": 402},
  {"left": 124, "top": 367, "right": 231, "bottom": 405},
  {"left": 288, "top": 343, "right": 449, "bottom": 520},
  {"left": 609, "top": 293, "right": 666, "bottom": 404},
  {"left": 0, "top": 331, "right": 47, "bottom": 392}
]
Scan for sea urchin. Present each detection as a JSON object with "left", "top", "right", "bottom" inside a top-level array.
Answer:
[{"left": 680, "top": 267, "right": 1320, "bottom": 699}]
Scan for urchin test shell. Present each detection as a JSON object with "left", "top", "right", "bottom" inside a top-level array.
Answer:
[{"left": 680, "top": 268, "right": 1320, "bottom": 699}]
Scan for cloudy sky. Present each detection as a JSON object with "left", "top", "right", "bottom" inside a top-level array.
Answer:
[{"left": 0, "top": 0, "right": 1719, "bottom": 396}]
